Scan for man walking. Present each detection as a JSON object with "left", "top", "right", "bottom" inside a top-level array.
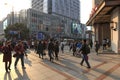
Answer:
[
  {"left": 79, "top": 39, "right": 91, "bottom": 68},
  {"left": 48, "top": 39, "right": 54, "bottom": 62},
  {"left": 14, "top": 40, "right": 26, "bottom": 69}
]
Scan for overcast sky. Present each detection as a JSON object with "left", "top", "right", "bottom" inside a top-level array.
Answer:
[{"left": 0, "top": 0, "right": 92, "bottom": 24}]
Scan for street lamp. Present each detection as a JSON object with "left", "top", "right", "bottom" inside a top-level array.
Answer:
[{"left": 4, "top": 3, "right": 14, "bottom": 25}]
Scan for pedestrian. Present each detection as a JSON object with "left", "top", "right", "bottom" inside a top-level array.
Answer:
[
  {"left": 54, "top": 41, "right": 59, "bottom": 60},
  {"left": 2, "top": 41, "right": 13, "bottom": 72},
  {"left": 23, "top": 41, "right": 28, "bottom": 57},
  {"left": 72, "top": 43, "right": 76, "bottom": 56},
  {"left": 102, "top": 39, "right": 107, "bottom": 50},
  {"left": 90, "top": 40, "right": 93, "bottom": 49},
  {"left": 61, "top": 43, "right": 64, "bottom": 53},
  {"left": 14, "top": 40, "right": 26, "bottom": 69},
  {"left": 48, "top": 39, "right": 54, "bottom": 61},
  {"left": 31, "top": 40, "right": 35, "bottom": 49},
  {"left": 43, "top": 40, "right": 47, "bottom": 55},
  {"left": 34, "top": 40, "right": 38, "bottom": 52},
  {"left": 69, "top": 42, "right": 73, "bottom": 52},
  {"left": 79, "top": 39, "right": 91, "bottom": 68},
  {"left": 95, "top": 41, "right": 100, "bottom": 55},
  {"left": 37, "top": 41, "right": 44, "bottom": 59}
]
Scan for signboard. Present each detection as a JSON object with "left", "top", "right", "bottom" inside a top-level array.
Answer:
[
  {"left": 37, "top": 32, "right": 44, "bottom": 40},
  {"left": 71, "top": 23, "right": 82, "bottom": 34}
]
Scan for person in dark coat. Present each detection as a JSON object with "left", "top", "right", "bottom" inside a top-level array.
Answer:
[
  {"left": 23, "top": 41, "right": 28, "bottom": 56},
  {"left": 37, "top": 41, "right": 44, "bottom": 59},
  {"left": 48, "top": 39, "right": 54, "bottom": 61},
  {"left": 61, "top": 43, "right": 64, "bottom": 53},
  {"left": 79, "top": 39, "right": 91, "bottom": 68},
  {"left": 54, "top": 41, "right": 59, "bottom": 60},
  {"left": 95, "top": 41, "right": 100, "bottom": 55},
  {"left": 90, "top": 40, "right": 93, "bottom": 49},
  {"left": 72, "top": 43, "right": 76, "bottom": 56},
  {"left": 42, "top": 40, "right": 47, "bottom": 55},
  {"left": 2, "top": 41, "right": 13, "bottom": 72}
]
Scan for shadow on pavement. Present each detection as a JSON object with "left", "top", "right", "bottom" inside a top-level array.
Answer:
[
  {"left": 42, "top": 57, "right": 91, "bottom": 80},
  {"left": 14, "top": 69, "right": 30, "bottom": 80},
  {"left": 24, "top": 57, "right": 32, "bottom": 66},
  {"left": 4, "top": 72, "right": 12, "bottom": 80}
]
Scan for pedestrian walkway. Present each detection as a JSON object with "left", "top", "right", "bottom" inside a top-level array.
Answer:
[{"left": 0, "top": 49, "right": 120, "bottom": 80}]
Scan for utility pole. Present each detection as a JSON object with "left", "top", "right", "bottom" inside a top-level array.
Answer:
[{"left": 4, "top": 3, "right": 14, "bottom": 25}]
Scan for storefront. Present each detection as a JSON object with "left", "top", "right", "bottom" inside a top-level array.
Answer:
[{"left": 86, "top": 0, "right": 120, "bottom": 53}]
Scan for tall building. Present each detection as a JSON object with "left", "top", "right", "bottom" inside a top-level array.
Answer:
[
  {"left": 0, "top": 21, "right": 4, "bottom": 39},
  {"left": 32, "top": 0, "right": 80, "bottom": 21},
  {"left": 2, "top": 12, "right": 20, "bottom": 29},
  {"left": 32, "top": 0, "right": 81, "bottom": 37}
]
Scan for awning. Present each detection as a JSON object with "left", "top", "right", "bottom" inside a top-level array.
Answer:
[{"left": 86, "top": 0, "right": 120, "bottom": 26}]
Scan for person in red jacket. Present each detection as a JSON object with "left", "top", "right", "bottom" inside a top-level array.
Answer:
[
  {"left": 14, "top": 40, "right": 26, "bottom": 69},
  {"left": 2, "top": 41, "right": 13, "bottom": 72}
]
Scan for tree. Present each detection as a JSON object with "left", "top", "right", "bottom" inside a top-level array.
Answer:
[{"left": 4, "top": 23, "right": 29, "bottom": 40}]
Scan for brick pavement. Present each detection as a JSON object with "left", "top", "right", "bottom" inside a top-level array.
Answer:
[{"left": 0, "top": 49, "right": 120, "bottom": 80}]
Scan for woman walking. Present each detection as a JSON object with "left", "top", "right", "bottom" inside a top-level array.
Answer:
[{"left": 2, "top": 41, "right": 13, "bottom": 72}]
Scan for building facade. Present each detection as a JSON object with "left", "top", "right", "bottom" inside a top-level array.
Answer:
[
  {"left": 86, "top": 0, "right": 120, "bottom": 53},
  {"left": 2, "top": 12, "right": 20, "bottom": 29},
  {"left": 32, "top": 0, "right": 80, "bottom": 21},
  {"left": 27, "top": 9, "right": 64, "bottom": 37},
  {"left": 19, "top": 8, "right": 86, "bottom": 39},
  {"left": 31, "top": 0, "right": 81, "bottom": 37},
  {"left": 0, "top": 21, "right": 4, "bottom": 39}
]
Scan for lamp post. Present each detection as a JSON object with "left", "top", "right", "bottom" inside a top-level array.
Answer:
[{"left": 4, "top": 3, "right": 14, "bottom": 25}]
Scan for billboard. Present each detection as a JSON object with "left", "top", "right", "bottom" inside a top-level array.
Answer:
[{"left": 71, "top": 23, "right": 82, "bottom": 34}]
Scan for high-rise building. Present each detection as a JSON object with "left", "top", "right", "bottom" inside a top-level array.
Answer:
[
  {"left": 32, "top": 0, "right": 80, "bottom": 21},
  {"left": 32, "top": 0, "right": 81, "bottom": 37},
  {"left": 0, "top": 21, "right": 4, "bottom": 39}
]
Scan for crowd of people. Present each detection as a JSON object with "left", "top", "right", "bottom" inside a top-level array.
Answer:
[
  {"left": 0, "top": 38, "right": 109, "bottom": 73},
  {"left": 0, "top": 39, "right": 61, "bottom": 73}
]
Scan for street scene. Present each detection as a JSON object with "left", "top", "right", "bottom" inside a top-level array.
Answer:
[
  {"left": 0, "top": 46, "right": 120, "bottom": 80},
  {"left": 0, "top": 0, "right": 120, "bottom": 80}
]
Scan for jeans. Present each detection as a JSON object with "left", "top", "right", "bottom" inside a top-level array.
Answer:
[
  {"left": 48, "top": 50, "right": 53, "bottom": 61},
  {"left": 14, "top": 54, "right": 25, "bottom": 67},
  {"left": 80, "top": 54, "right": 90, "bottom": 67}
]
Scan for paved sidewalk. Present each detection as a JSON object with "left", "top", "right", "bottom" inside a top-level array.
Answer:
[{"left": 0, "top": 49, "right": 120, "bottom": 80}]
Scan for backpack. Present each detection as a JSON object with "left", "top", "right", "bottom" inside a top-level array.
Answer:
[{"left": 85, "top": 45, "right": 90, "bottom": 54}]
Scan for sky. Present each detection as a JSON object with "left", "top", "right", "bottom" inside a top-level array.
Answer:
[
  {"left": 0, "top": 0, "right": 31, "bottom": 21},
  {"left": 80, "top": 0, "right": 92, "bottom": 24},
  {"left": 0, "top": 0, "right": 92, "bottom": 24}
]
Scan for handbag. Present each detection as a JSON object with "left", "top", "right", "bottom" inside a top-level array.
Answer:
[{"left": 13, "top": 53, "right": 18, "bottom": 57}]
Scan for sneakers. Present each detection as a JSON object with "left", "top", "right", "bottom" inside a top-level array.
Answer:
[
  {"left": 80, "top": 63, "right": 83, "bottom": 66},
  {"left": 87, "top": 66, "right": 91, "bottom": 68}
]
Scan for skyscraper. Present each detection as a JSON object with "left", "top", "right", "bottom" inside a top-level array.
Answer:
[
  {"left": 32, "top": 0, "right": 81, "bottom": 37},
  {"left": 32, "top": 0, "right": 80, "bottom": 21}
]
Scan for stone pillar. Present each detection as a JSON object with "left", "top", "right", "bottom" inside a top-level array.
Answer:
[{"left": 117, "top": 7, "right": 120, "bottom": 53}]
